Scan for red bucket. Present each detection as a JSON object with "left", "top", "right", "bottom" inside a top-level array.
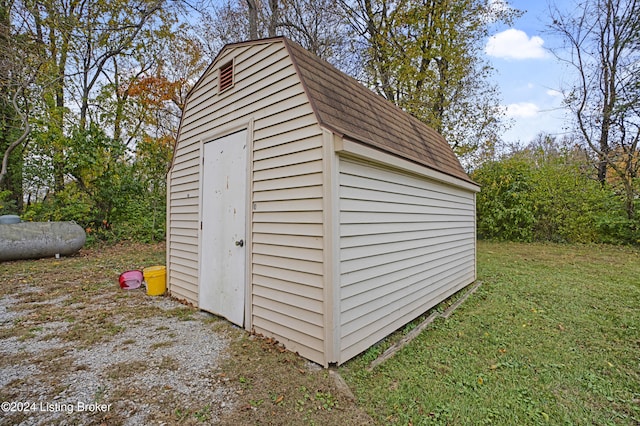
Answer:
[{"left": 119, "top": 270, "right": 143, "bottom": 289}]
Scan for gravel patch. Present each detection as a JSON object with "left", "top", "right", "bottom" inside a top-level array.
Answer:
[
  {"left": 0, "top": 335, "right": 68, "bottom": 359},
  {"left": 0, "top": 295, "right": 20, "bottom": 325},
  {"left": 0, "top": 290, "right": 235, "bottom": 426},
  {"left": 1, "top": 245, "right": 374, "bottom": 426},
  {"left": 0, "top": 364, "right": 40, "bottom": 390}
]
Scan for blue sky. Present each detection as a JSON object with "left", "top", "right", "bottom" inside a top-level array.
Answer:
[{"left": 485, "top": 0, "right": 573, "bottom": 145}]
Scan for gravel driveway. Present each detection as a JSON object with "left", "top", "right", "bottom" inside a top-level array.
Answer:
[
  {"left": 0, "top": 244, "right": 372, "bottom": 426},
  {"left": 0, "top": 283, "right": 235, "bottom": 425},
  {"left": 0, "top": 243, "right": 240, "bottom": 425}
]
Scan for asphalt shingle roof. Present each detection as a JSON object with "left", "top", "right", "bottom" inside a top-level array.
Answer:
[
  {"left": 216, "top": 37, "right": 473, "bottom": 184},
  {"left": 282, "top": 38, "right": 472, "bottom": 184}
]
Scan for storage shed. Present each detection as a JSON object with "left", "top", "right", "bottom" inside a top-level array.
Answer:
[{"left": 167, "top": 36, "right": 480, "bottom": 366}]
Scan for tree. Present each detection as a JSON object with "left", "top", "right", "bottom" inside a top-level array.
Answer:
[
  {"left": 278, "top": 0, "right": 348, "bottom": 58},
  {"left": 549, "top": 0, "right": 640, "bottom": 220},
  {"left": 17, "top": 0, "right": 171, "bottom": 193},
  {"left": 246, "top": 0, "right": 258, "bottom": 39},
  {"left": 95, "top": 17, "right": 200, "bottom": 149},
  {"left": 69, "top": 0, "right": 165, "bottom": 131},
  {"left": 196, "top": 0, "right": 352, "bottom": 68},
  {"left": 339, "top": 0, "right": 519, "bottom": 161},
  {"left": 0, "top": 0, "right": 46, "bottom": 209},
  {"left": 7, "top": 0, "right": 194, "bottom": 241}
]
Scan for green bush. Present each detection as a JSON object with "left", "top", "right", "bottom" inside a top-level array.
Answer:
[
  {"left": 528, "top": 155, "right": 611, "bottom": 243},
  {"left": 595, "top": 197, "right": 640, "bottom": 244},
  {"left": 472, "top": 147, "right": 637, "bottom": 244},
  {"left": 21, "top": 125, "right": 169, "bottom": 244},
  {"left": 473, "top": 156, "right": 535, "bottom": 242},
  {"left": 22, "top": 185, "right": 93, "bottom": 224},
  {"left": 0, "top": 190, "right": 17, "bottom": 215}
]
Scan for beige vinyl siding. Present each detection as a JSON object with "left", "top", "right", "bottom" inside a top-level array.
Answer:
[
  {"left": 168, "top": 40, "right": 327, "bottom": 364},
  {"left": 168, "top": 41, "right": 295, "bottom": 302},
  {"left": 251, "top": 103, "right": 325, "bottom": 365},
  {"left": 248, "top": 46, "right": 325, "bottom": 363},
  {"left": 337, "top": 158, "right": 476, "bottom": 363}
]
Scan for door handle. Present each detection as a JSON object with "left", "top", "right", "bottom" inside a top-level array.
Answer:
[{"left": 235, "top": 239, "right": 244, "bottom": 247}]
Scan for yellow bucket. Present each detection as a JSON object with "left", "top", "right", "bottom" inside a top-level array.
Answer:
[{"left": 143, "top": 265, "right": 166, "bottom": 296}]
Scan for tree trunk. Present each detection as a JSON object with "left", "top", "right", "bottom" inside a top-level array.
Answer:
[
  {"left": 268, "top": 0, "right": 278, "bottom": 37},
  {"left": 247, "top": 0, "right": 258, "bottom": 39},
  {"left": 0, "top": 0, "right": 24, "bottom": 209}
]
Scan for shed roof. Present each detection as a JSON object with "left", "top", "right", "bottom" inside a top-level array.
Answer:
[{"left": 215, "top": 37, "right": 473, "bottom": 184}]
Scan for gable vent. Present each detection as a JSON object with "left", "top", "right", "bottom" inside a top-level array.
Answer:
[{"left": 219, "top": 61, "right": 234, "bottom": 92}]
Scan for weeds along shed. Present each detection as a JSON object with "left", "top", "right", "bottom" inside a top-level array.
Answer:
[{"left": 167, "top": 37, "right": 480, "bottom": 366}]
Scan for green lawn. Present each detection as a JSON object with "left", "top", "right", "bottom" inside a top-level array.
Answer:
[{"left": 342, "top": 241, "right": 640, "bottom": 425}]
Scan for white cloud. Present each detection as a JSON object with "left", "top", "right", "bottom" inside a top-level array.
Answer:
[
  {"left": 546, "top": 89, "right": 563, "bottom": 97},
  {"left": 485, "top": 29, "right": 547, "bottom": 60},
  {"left": 504, "top": 102, "right": 540, "bottom": 118}
]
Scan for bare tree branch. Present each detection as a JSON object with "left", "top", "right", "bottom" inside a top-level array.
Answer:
[{"left": 548, "top": 0, "right": 640, "bottom": 218}]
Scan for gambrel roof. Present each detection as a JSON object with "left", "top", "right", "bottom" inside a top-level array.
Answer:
[{"left": 207, "top": 37, "right": 473, "bottom": 184}]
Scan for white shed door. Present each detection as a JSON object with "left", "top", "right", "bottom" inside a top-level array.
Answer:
[{"left": 200, "top": 130, "right": 247, "bottom": 326}]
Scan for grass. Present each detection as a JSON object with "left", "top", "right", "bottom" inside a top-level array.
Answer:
[
  {"left": 341, "top": 241, "right": 640, "bottom": 425},
  {"left": 2, "top": 240, "right": 638, "bottom": 425}
]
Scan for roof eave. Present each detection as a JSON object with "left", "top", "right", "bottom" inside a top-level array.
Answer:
[{"left": 333, "top": 135, "right": 480, "bottom": 192}]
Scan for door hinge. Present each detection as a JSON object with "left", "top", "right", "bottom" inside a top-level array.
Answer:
[{"left": 200, "top": 221, "right": 203, "bottom": 230}]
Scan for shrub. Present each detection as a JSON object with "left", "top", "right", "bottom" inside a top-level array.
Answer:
[
  {"left": 473, "top": 156, "right": 535, "bottom": 242},
  {"left": 472, "top": 147, "right": 636, "bottom": 244},
  {"left": 21, "top": 126, "right": 170, "bottom": 244},
  {"left": 0, "top": 190, "right": 17, "bottom": 215}
]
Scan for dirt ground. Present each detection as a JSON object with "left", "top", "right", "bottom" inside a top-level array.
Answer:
[{"left": 0, "top": 243, "right": 372, "bottom": 425}]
